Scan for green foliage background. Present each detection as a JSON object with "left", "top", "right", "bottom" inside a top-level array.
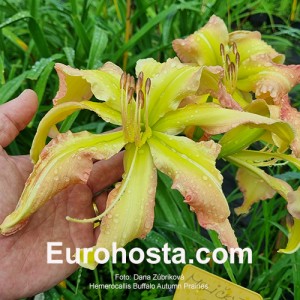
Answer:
[{"left": 1, "top": 0, "right": 300, "bottom": 299}]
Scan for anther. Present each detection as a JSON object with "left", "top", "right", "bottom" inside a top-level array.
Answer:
[
  {"left": 229, "top": 62, "right": 235, "bottom": 76},
  {"left": 145, "top": 78, "right": 151, "bottom": 95},
  {"left": 120, "top": 72, "right": 127, "bottom": 89},
  {"left": 232, "top": 42, "right": 237, "bottom": 55},
  {"left": 136, "top": 72, "right": 144, "bottom": 93},
  {"left": 127, "top": 87, "right": 134, "bottom": 103},
  {"left": 235, "top": 52, "right": 240, "bottom": 65},
  {"left": 138, "top": 90, "right": 145, "bottom": 108},
  {"left": 130, "top": 76, "right": 135, "bottom": 89},
  {"left": 220, "top": 43, "right": 225, "bottom": 57},
  {"left": 126, "top": 73, "right": 131, "bottom": 89},
  {"left": 226, "top": 54, "right": 231, "bottom": 67}
]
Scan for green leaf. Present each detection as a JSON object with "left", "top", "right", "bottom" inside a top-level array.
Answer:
[
  {"left": 88, "top": 26, "right": 108, "bottom": 69},
  {"left": 28, "top": 18, "right": 50, "bottom": 57},
  {"left": 0, "top": 72, "right": 28, "bottom": 104},
  {"left": 0, "top": 11, "right": 31, "bottom": 29}
]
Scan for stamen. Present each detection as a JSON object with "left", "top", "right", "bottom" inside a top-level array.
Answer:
[
  {"left": 130, "top": 76, "right": 135, "bottom": 89},
  {"left": 120, "top": 72, "right": 126, "bottom": 89},
  {"left": 145, "top": 78, "right": 151, "bottom": 130},
  {"left": 232, "top": 42, "right": 237, "bottom": 55},
  {"left": 226, "top": 54, "right": 231, "bottom": 67},
  {"left": 125, "top": 73, "right": 131, "bottom": 90},
  {"left": 136, "top": 71, "right": 144, "bottom": 93},
  {"left": 220, "top": 43, "right": 225, "bottom": 57},
  {"left": 145, "top": 78, "right": 151, "bottom": 95},
  {"left": 138, "top": 90, "right": 145, "bottom": 109},
  {"left": 127, "top": 87, "right": 134, "bottom": 103},
  {"left": 235, "top": 52, "right": 240, "bottom": 65}
]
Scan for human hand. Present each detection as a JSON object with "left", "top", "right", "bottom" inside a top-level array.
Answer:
[{"left": 0, "top": 90, "right": 124, "bottom": 299}]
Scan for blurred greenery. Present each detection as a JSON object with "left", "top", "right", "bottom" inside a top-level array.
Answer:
[{"left": 1, "top": 0, "right": 300, "bottom": 299}]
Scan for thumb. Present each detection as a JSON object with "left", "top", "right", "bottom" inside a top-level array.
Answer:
[{"left": 0, "top": 90, "right": 38, "bottom": 147}]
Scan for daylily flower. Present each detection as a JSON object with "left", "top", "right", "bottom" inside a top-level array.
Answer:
[
  {"left": 224, "top": 149, "right": 300, "bottom": 253},
  {"left": 173, "top": 15, "right": 300, "bottom": 158},
  {"left": 172, "top": 15, "right": 300, "bottom": 109},
  {"left": 0, "top": 57, "right": 295, "bottom": 269}
]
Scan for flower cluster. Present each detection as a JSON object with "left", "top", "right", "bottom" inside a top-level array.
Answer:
[{"left": 1, "top": 15, "right": 300, "bottom": 269}]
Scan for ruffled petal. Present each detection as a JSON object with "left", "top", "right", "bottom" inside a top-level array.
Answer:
[
  {"left": 79, "top": 143, "right": 156, "bottom": 269},
  {"left": 227, "top": 151, "right": 300, "bottom": 218},
  {"left": 153, "top": 103, "right": 294, "bottom": 150},
  {"left": 135, "top": 58, "right": 163, "bottom": 79},
  {"left": 280, "top": 95, "right": 300, "bottom": 157},
  {"left": 148, "top": 131, "right": 238, "bottom": 250},
  {"left": 237, "top": 55, "right": 300, "bottom": 101},
  {"left": 229, "top": 30, "right": 284, "bottom": 64},
  {"left": 172, "top": 15, "right": 228, "bottom": 66},
  {"left": 278, "top": 217, "right": 300, "bottom": 254},
  {"left": 235, "top": 167, "right": 276, "bottom": 215},
  {"left": 53, "top": 63, "right": 93, "bottom": 105},
  {"left": 31, "top": 101, "right": 122, "bottom": 162},
  {"left": 53, "top": 62, "right": 123, "bottom": 111},
  {"left": 0, "top": 131, "right": 125, "bottom": 235},
  {"left": 143, "top": 58, "right": 202, "bottom": 126}
]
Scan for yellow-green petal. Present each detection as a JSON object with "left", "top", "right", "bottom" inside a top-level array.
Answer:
[
  {"left": 53, "top": 63, "right": 93, "bottom": 105},
  {"left": 278, "top": 217, "right": 300, "bottom": 254},
  {"left": 235, "top": 167, "right": 276, "bottom": 215},
  {"left": 153, "top": 102, "right": 294, "bottom": 151},
  {"left": 79, "top": 143, "right": 156, "bottom": 269},
  {"left": 148, "top": 131, "right": 238, "bottom": 250},
  {"left": 53, "top": 62, "right": 123, "bottom": 111},
  {"left": 229, "top": 30, "right": 284, "bottom": 64},
  {"left": 0, "top": 130, "right": 125, "bottom": 235},
  {"left": 145, "top": 58, "right": 202, "bottom": 126},
  {"left": 30, "top": 101, "right": 122, "bottom": 163},
  {"left": 172, "top": 15, "right": 228, "bottom": 66}
]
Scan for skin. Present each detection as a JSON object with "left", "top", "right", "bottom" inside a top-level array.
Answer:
[{"left": 0, "top": 90, "right": 124, "bottom": 299}]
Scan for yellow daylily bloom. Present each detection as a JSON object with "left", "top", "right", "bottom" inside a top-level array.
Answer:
[
  {"left": 226, "top": 149, "right": 300, "bottom": 253},
  {"left": 0, "top": 57, "right": 296, "bottom": 268},
  {"left": 173, "top": 15, "right": 300, "bottom": 108}
]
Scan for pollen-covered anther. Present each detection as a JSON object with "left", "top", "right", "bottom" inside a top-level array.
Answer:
[
  {"left": 136, "top": 71, "right": 144, "bottom": 93},
  {"left": 232, "top": 42, "right": 237, "bottom": 55},
  {"left": 138, "top": 90, "right": 145, "bottom": 109},
  {"left": 235, "top": 52, "right": 240, "bottom": 66},
  {"left": 226, "top": 54, "right": 231, "bottom": 67},
  {"left": 220, "top": 43, "right": 225, "bottom": 57},
  {"left": 145, "top": 78, "right": 151, "bottom": 95},
  {"left": 127, "top": 87, "right": 134, "bottom": 103},
  {"left": 120, "top": 72, "right": 127, "bottom": 89}
]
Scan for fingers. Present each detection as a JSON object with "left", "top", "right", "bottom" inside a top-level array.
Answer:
[
  {"left": 87, "top": 151, "right": 124, "bottom": 194},
  {"left": 0, "top": 90, "right": 38, "bottom": 147}
]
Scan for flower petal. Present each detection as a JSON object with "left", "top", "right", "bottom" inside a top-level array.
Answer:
[
  {"left": 234, "top": 167, "right": 276, "bottom": 215},
  {"left": 148, "top": 131, "right": 238, "bottom": 249},
  {"left": 172, "top": 15, "right": 228, "bottom": 66},
  {"left": 280, "top": 95, "right": 300, "bottom": 157},
  {"left": 53, "top": 63, "right": 93, "bottom": 105},
  {"left": 0, "top": 131, "right": 125, "bottom": 235},
  {"left": 53, "top": 62, "right": 123, "bottom": 111},
  {"left": 144, "top": 58, "right": 202, "bottom": 126},
  {"left": 79, "top": 143, "right": 157, "bottom": 269},
  {"left": 227, "top": 151, "right": 300, "bottom": 218},
  {"left": 237, "top": 55, "right": 300, "bottom": 101},
  {"left": 153, "top": 102, "right": 294, "bottom": 149},
  {"left": 278, "top": 217, "right": 300, "bottom": 254},
  {"left": 229, "top": 30, "right": 284, "bottom": 64},
  {"left": 30, "top": 101, "right": 122, "bottom": 163}
]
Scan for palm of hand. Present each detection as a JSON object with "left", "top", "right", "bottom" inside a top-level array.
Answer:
[{"left": 0, "top": 90, "right": 123, "bottom": 299}]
